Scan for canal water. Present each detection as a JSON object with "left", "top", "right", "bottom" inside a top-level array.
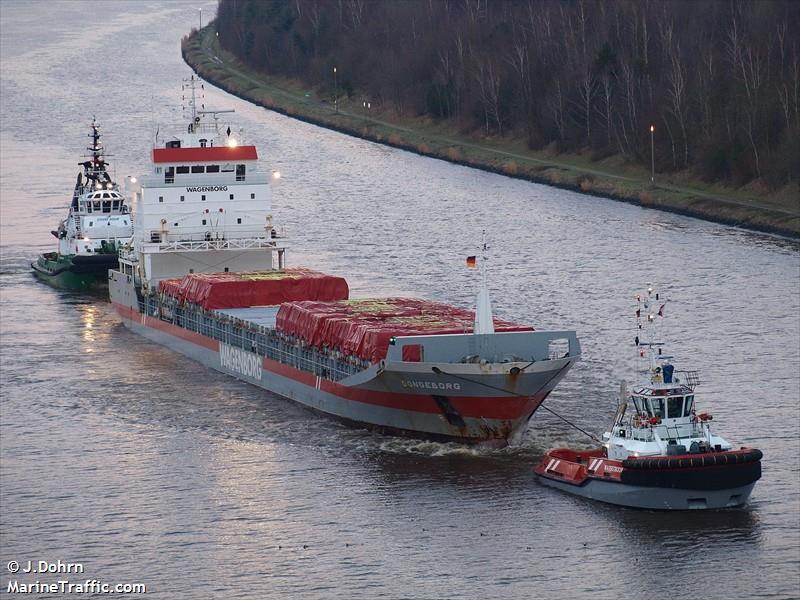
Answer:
[{"left": 1, "top": 2, "right": 798, "bottom": 598}]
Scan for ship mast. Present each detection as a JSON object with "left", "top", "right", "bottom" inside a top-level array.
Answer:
[
  {"left": 474, "top": 230, "right": 495, "bottom": 335},
  {"left": 182, "top": 74, "right": 235, "bottom": 136},
  {"left": 81, "top": 117, "right": 113, "bottom": 192},
  {"left": 183, "top": 74, "right": 202, "bottom": 123},
  {"left": 634, "top": 284, "right": 668, "bottom": 382}
]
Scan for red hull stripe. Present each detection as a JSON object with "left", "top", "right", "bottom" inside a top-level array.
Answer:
[
  {"left": 151, "top": 145, "right": 258, "bottom": 163},
  {"left": 113, "top": 303, "right": 537, "bottom": 420},
  {"left": 113, "top": 302, "right": 219, "bottom": 352}
]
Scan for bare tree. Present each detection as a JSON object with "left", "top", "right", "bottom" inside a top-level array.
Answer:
[
  {"left": 666, "top": 50, "right": 689, "bottom": 168},
  {"left": 474, "top": 59, "right": 502, "bottom": 135}
]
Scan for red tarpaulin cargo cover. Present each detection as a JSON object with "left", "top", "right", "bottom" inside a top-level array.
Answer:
[
  {"left": 276, "top": 298, "right": 534, "bottom": 362},
  {"left": 158, "top": 268, "right": 349, "bottom": 310}
]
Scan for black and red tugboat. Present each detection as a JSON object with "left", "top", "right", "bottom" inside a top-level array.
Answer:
[{"left": 534, "top": 286, "right": 762, "bottom": 510}]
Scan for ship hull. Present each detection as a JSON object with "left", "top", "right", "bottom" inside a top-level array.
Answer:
[
  {"left": 110, "top": 275, "right": 577, "bottom": 445},
  {"left": 536, "top": 475, "right": 757, "bottom": 510},
  {"left": 534, "top": 448, "right": 762, "bottom": 509},
  {"left": 32, "top": 253, "right": 118, "bottom": 290}
]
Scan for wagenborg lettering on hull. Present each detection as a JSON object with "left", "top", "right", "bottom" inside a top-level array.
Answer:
[{"left": 219, "top": 343, "right": 262, "bottom": 379}]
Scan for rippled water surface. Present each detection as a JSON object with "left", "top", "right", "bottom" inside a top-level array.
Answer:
[{"left": 2, "top": 2, "right": 799, "bottom": 598}]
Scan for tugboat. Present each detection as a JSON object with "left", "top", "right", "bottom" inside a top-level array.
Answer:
[
  {"left": 534, "top": 286, "right": 762, "bottom": 509},
  {"left": 32, "top": 119, "right": 133, "bottom": 289}
]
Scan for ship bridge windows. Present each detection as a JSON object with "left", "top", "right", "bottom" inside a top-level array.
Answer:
[
  {"left": 206, "top": 165, "right": 220, "bottom": 173},
  {"left": 222, "top": 163, "right": 233, "bottom": 172},
  {"left": 634, "top": 396, "right": 665, "bottom": 418},
  {"left": 93, "top": 200, "right": 102, "bottom": 212},
  {"left": 650, "top": 398, "right": 665, "bottom": 418},
  {"left": 165, "top": 166, "right": 174, "bottom": 183},
  {"left": 102, "top": 201, "right": 112, "bottom": 213},
  {"left": 649, "top": 398, "right": 665, "bottom": 418},
  {"left": 236, "top": 164, "right": 246, "bottom": 181},
  {"left": 191, "top": 165, "right": 204, "bottom": 174},
  {"left": 176, "top": 166, "right": 190, "bottom": 174},
  {"left": 684, "top": 395, "right": 695, "bottom": 416},
  {"left": 667, "top": 396, "right": 684, "bottom": 419}
]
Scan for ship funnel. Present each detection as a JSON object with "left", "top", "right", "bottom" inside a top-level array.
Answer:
[{"left": 473, "top": 231, "right": 495, "bottom": 335}]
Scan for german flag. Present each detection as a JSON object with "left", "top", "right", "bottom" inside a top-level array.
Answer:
[{"left": 466, "top": 256, "right": 477, "bottom": 268}]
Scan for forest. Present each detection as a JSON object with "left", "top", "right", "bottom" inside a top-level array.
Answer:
[{"left": 216, "top": 0, "right": 799, "bottom": 189}]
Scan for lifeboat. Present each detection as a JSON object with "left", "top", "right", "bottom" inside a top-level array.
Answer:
[{"left": 534, "top": 285, "right": 762, "bottom": 510}]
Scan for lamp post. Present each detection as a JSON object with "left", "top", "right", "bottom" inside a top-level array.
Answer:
[
  {"left": 333, "top": 66, "right": 338, "bottom": 113},
  {"left": 649, "top": 125, "right": 655, "bottom": 183}
]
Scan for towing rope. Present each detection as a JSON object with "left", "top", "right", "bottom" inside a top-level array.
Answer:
[{"left": 431, "top": 364, "right": 601, "bottom": 443}]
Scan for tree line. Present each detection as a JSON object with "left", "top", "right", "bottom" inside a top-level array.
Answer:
[{"left": 217, "top": 0, "right": 799, "bottom": 188}]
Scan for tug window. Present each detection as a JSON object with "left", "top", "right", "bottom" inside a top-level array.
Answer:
[
  {"left": 632, "top": 397, "right": 645, "bottom": 415},
  {"left": 102, "top": 201, "right": 111, "bottom": 213},
  {"left": 648, "top": 398, "right": 665, "bottom": 418},
  {"left": 684, "top": 395, "right": 695, "bottom": 416},
  {"left": 93, "top": 201, "right": 101, "bottom": 212},
  {"left": 235, "top": 164, "right": 245, "bottom": 181},
  {"left": 206, "top": 165, "right": 220, "bottom": 173},
  {"left": 667, "top": 396, "right": 684, "bottom": 419},
  {"left": 191, "top": 165, "right": 204, "bottom": 173}
]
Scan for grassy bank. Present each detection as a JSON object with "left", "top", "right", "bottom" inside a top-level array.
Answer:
[{"left": 182, "top": 27, "right": 800, "bottom": 239}]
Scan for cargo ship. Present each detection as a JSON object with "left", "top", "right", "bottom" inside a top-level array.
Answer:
[
  {"left": 534, "top": 286, "right": 762, "bottom": 508},
  {"left": 109, "top": 76, "right": 581, "bottom": 445},
  {"left": 32, "top": 119, "right": 133, "bottom": 289}
]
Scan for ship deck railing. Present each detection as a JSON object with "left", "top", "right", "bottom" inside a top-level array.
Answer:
[
  {"left": 144, "top": 297, "right": 366, "bottom": 382},
  {"left": 136, "top": 235, "right": 287, "bottom": 253},
  {"left": 626, "top": 421, "right": 707, "bottom": 442}
]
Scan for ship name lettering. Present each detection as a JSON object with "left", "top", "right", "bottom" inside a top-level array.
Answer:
[
  {"left": 220, "top": 343, "right": 262, "bottom": 379},
  {"left": 186, "top": 185, "right": 228, "bottom": 192},
  {"left": 604, "top": 465, "right": 623, "bottom": 473},
  {"left": 400, "top": 379, "right": 461, "bottom": 391}
]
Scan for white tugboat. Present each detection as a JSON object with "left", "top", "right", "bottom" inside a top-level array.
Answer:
[
  {"left": 535, "top": 286, "right": 762, "bottom": 509},
  {"left": 107, "top": 75, "right": 581, "bottom": 445},
  {"left": 32, "top": 119, "right": 133, "bottom": 289}
]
